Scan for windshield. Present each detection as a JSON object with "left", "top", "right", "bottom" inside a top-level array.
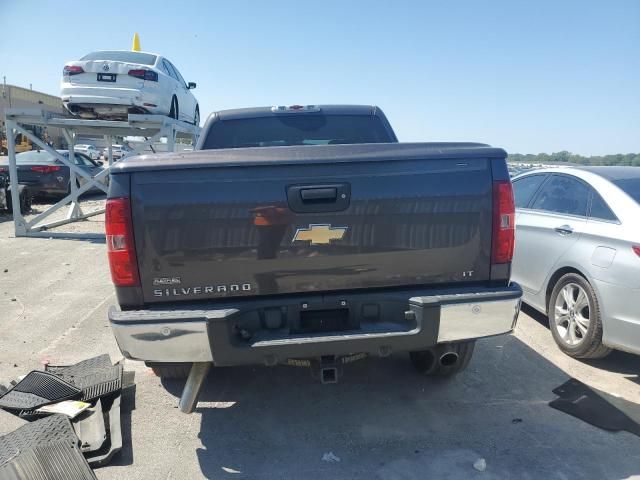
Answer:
[
  {"left": 201, "top": 114, "right": 393, "bottom": 149},
  {"left": 80, "top": 51, "right": 157, "bottom": 65},
  {"left": 613, "top": 178, "right": 640, "bottom": 204}
]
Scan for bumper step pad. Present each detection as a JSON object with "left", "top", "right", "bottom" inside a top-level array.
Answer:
[
  {"left": 0, "top": 414, "right": 96, "bottom": 480},
  {"left": 45, "top": 355, "right": 123, "bottom": 402},
  {"left": 0, "top": 371, "right": 81, "bottom": 411}
]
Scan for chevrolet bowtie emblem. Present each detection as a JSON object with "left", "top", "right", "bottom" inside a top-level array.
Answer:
[{"left": 292, "top": 224, "right": 348, "bottom": 245}]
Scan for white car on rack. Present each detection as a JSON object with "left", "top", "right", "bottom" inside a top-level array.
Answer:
[
  {"left": 74, "top": 144, "right": 101, "bottom": 160},
  {"left": 60, "top": 50, "right": 200, "bottom": 125},
  {"left": 101, "top": 144, "right": 132, "bottom": 160}
]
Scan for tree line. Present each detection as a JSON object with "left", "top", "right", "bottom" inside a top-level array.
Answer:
[{"left": 508, "top": 151, "right": 640, "bottom": 167}]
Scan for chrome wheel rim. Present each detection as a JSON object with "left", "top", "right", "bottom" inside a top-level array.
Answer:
[{"left": 554, "top": 283, "right": 591, "bottom": 346}]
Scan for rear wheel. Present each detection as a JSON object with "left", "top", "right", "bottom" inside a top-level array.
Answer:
[
  {"left": 19, "top": 188, "right": 32, "bottom": 214},
  {"left": 169, "top": 96, "right": 179, "bottom": 120},
  {"left": 548, "top": 273, "right": 611, "bottom": 359},
  {"left": 146, "top": 362, "right": 192, "bottom": 379},
  {"left": 6, "top": 187, "right": 32, "bottom": 214},
  {"left": 65, "top": 178, "right": 81, "bottom": 198},
  {"left": 410, "top": 341, "right": 475, "bottom": 376}
]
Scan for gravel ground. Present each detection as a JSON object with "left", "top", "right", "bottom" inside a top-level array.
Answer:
[{"left": 0, "top": 219, "right": 639, "bottom": 479}]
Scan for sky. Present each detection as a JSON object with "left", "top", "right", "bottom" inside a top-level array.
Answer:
[{"left": 1, "top": 0, "right": 638, "bottom": 156}]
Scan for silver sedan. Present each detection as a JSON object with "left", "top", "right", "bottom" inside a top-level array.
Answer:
[{"left": 511, "top": 167, "right": 640, "bottom": 358}]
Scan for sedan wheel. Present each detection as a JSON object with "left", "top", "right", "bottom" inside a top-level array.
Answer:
[
  {"left": 548, "top": 273, "right": 611, "bottom": 359},
  {"left": 554, "top": 283, "right": 590, "bottom": 346}
]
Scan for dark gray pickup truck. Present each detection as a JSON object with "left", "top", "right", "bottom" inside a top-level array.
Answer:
[{"left": 106, "top": 105, "right": 521, "bottom": 412}]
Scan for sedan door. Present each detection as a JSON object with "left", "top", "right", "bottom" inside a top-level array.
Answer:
[
  {"left": 167, "top": 60, "right": 196, "bottom": 122},
  {"left": 72, "top": 153, "right": 105, "bottom": 192},
  {"left": 512, "top": 174, "right": 590, "bottom": 298},
  {"left": 160, "top": 59, "right": 181, "bottom": 116}
]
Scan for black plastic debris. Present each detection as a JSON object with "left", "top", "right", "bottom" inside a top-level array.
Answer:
[
  {"left": 73, "top": 399, "right": 107, "bottom": 454},
  {"left": 0, "top": 414, "right": 96, "bottom": 480},
  {"left": 550, "top": 378, "right": 640, "bottom": 437},
  {"left": 83, "top": 395, "right": 123, "bottom": 468},
  {"left": 0, "top": 371, "right": 81, "bottom": 411},
  {"left": 45, "top": 355, "right": 123, "bottom": 402}
]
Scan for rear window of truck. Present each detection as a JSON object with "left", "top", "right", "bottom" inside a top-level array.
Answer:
[{"left": 201, "top": 114, "right": 393, "bottom": 149}]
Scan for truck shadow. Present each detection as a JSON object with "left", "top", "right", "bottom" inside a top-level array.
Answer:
[{"left": 161, "top": 335, "right": 640, "bottom": 479}]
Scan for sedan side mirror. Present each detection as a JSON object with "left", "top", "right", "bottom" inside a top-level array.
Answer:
[
  {"left": 96, "top": 160, "right": 104, "bottom": 166},
  {"left": 188, "top": 82, "right": 196, "bottom": 89}
]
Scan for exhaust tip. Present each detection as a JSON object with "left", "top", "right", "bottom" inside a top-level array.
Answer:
[
  {"left": 439, "top": 352, "right": 459, "bottom": 367},
  {"left": 321, "top": 367, "right": 338, "bottom": 384}
]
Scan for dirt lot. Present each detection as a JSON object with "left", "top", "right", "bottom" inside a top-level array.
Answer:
[{"left": 0, "top": 209, "right": 639, "bottom": 479}]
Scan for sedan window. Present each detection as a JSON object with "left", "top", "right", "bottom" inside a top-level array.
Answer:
[
  {"left": 589, "top": 191, "right": 618, "bottom": 222},
  {"left": 612, "top": 178, "right": 640, "bottom": 205},
  {"left": 168, "top": 60, "right": 187, "bottom": 86},
  {"left": 67, "top": 153, "right": 92, "bottom": 166},
  {"left": 162, "top": 60, "right": 178, "bottom": 80},
  {"left": 15, "top": 151, "right": 54, "bottom": 163},
  {"left": 530, "top": 175, "right": 589, "bottom": 217},
  {"left": 80, "top": 51, "right": 157, "bottom": 66},
  {"left": 513, "top": 174, "right": 546, "bottom": 208}
]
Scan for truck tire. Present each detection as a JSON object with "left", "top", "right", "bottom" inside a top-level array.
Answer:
[
  {"left": 548, "top": 273, "right": 611, "bottom": 359},
  {"left": 146, "top": 362, "right": 192, "bottom": 379},
  {"left": 410, "top": 341, "right": 475, "bottom": 377}
]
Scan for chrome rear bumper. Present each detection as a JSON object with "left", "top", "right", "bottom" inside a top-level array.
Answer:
[{"left": 109, "top": 284, "right": 522, "bottom": 365}]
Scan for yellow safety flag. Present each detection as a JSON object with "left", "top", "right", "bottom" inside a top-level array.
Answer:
[{"left": 132, "top": 33, "right": 141, "bottom": 52}]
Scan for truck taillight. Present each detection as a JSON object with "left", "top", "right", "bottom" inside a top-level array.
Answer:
[
  {"left": 491, "top": 180, "right": 515, "bottom": 264},
  {"left": 106, "top": 198, "right": 140, "bottom": 287}
]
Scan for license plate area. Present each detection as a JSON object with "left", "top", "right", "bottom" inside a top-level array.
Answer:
[
  {"left": 97, "top": 73, "right": 117, "bottom": 82},
  {"left": 294, "top": 308, "right": 354, "bottom": 334}
]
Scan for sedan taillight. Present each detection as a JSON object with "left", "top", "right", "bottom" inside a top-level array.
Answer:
[
  {"left": 128, "top": 69, "right": 158, "bottom": 81},
  {"left": 30, "top": 165, "right": 61, "bottom": 173},
  {"left": 633, "top": 246, "right": 640, "bottom": 258},
  {"left": 63, "top": 65, "right": 84, "bottom": 76}
]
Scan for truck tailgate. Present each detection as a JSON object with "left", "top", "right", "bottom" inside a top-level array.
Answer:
[{"left": 127, "top": 144, "right": 496, "bottom": 303}]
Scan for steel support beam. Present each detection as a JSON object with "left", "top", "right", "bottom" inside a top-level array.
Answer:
[
  {"left": 6, "top": 120, "right": 26, "bottom": 236},
  {"left": 4, "top": 109, "right": 200, "bottom": 238},
  {"left": 179, "top": 362, "right": 212, "bottom": 414}
]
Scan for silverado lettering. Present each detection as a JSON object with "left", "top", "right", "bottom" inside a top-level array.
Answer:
[{"left": 153, "top": 284, "right": 252, "bottom": 297}]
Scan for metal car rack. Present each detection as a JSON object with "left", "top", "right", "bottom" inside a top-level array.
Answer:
[{"left": 4, "top": 108, "right": 200, "bottom": 238}]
